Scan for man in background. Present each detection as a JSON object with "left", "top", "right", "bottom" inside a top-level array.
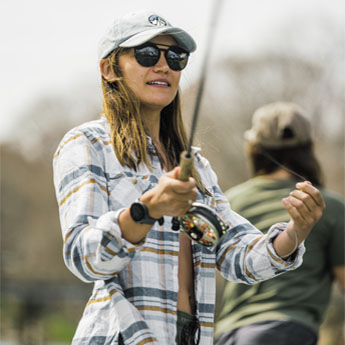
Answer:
[{"left": 214, "top": 102, "right": 345, "bottom": 345}]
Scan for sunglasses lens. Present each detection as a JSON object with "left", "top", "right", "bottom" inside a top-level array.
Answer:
[
  {"left": 134, "top": 46, "right": 160, "bottom": 67},
  {"left": 134, "top": 44, "right": 189, "bottom": 71},
  {"left": 166, "top": 47, "right": 189, "bottom": 71}
]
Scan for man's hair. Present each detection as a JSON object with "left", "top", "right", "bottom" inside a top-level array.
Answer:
[
  {"left": 101, "top": 48, "right": 210, "bottom": 194},
  {"left": 247, "top": 142, "right": 324, "bottom": 187}
]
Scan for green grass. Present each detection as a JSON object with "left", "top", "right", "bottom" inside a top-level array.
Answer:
[{"left": 43, "top": 313, "right": 76, "bottom": 342}]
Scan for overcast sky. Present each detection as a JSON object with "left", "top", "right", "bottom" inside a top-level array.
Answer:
[{"left": 0, "top": 0, "right": 343, "bottom": 141}]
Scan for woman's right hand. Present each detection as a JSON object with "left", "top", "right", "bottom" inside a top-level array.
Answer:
[{"left": 140, "top": 166, "right": 198, "bottom": 219}]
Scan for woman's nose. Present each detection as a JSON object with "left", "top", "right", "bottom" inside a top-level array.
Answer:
[{"left": 153, "top": 52, "right": 170, "bottom": 72}]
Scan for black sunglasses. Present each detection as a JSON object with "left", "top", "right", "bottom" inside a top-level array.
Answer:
[{"left": 133, "top": 43, "right": 189, "bottom": 71}]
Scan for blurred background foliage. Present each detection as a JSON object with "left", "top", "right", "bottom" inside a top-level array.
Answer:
[{"left": 1, "top": 14, "right": 344, "bottom": 345}]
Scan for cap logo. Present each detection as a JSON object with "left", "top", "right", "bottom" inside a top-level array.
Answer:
[{"left": 148, "top": 15, "right": 167, "bottom": 27}]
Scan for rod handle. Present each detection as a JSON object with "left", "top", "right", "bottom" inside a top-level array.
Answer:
[{"left": 178, "top": 151, "right": 193, "bottom": 182}]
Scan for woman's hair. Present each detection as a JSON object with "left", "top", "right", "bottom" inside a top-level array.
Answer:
[
  {"left": 247, "top": 142, "right": 324, "bottom": 187},
  {"left": 101, "top": 48, "right": 210, "bottom": 195}
]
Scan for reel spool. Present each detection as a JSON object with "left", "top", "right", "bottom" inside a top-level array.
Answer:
[{"left": 172, "top": 202, "right": 228, "bottom": 248}]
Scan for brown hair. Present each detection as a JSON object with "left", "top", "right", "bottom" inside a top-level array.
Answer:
[
  {"left": 101, "top": 48, "right": 210, "bottom": 195},
  {"left": 247, "top": 142, "right": 324, "bottom": 187}
]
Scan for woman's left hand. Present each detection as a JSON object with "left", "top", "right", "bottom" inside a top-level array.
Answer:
[{"left": 282, "top": 181, "right": 326, "bottom": 243}]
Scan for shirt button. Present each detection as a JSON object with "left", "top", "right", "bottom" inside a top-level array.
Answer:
[{"left": 132, "top": 177, "right": 137, "bottom": 184}]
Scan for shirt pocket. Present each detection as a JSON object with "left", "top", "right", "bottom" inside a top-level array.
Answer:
[{"left": 107, "top": 171, "right": 157, "bottom": 209}]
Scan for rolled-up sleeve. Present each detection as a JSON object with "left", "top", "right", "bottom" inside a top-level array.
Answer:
[{"left": 53, "top": 129, "right": 142, "bottom": 283}]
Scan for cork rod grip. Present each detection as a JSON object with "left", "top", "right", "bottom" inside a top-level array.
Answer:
[{"left": 178, "top": 151, "right": 193, "bottom": 182}]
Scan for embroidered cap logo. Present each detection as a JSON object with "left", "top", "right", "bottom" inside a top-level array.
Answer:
[{"left": 148, "top": 15, "right": 168, "bottom": 27}]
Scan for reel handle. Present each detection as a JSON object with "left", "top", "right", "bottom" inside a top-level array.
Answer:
[{"left": 178, "top": 151, "right": 193, "bottom": 182}]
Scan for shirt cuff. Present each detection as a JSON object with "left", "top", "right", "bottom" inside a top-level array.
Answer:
[
  {"left": 88, "top": 209, "right": 146, "bottom": 255},
  {"left": 266, "top": 223, "right": 305, "bottom": 271}
]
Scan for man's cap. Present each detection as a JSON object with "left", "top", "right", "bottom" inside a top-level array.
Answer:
[
  {"left": 244, "top": 102, "right": 312, "bottom": 148},
  {"left": 97, "top": 11, "right": 197, "bottom": 61}
]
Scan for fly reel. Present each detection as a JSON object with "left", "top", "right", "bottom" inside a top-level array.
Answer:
[{"left": 172, "top": 202, "right": 228, "bottom": 248}]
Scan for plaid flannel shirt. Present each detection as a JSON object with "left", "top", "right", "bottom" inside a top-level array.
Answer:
[{"left": 53, "top": 117, "right": 304, "bottom": 345}]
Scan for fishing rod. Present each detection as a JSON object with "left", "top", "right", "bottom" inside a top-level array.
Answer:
[
  {"left": 172, "top": 0, "right": 228, "bottom": 248},
  {"left": 178, "top": 0, "right": 224, "bottom": 180}
]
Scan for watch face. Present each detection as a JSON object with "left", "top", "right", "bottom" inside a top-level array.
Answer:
[{"left": 130, "top": 202, "right": 145, "bottom": 222}]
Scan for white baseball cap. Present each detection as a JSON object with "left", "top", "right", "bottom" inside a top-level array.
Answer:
[{"left": 98, "top": 11, "right": 197, "bottom": 61}]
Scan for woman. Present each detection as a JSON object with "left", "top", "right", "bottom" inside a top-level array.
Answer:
[{"left": 53, "top": 12, "right": 325, "bottom": 345}]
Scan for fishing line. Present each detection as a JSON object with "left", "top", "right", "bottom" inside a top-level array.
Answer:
[{"left": 261, "top": 150, "right": 307, "bottom": 181}]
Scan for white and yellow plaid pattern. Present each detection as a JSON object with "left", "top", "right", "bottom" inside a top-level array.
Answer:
[{"left": 53, "top": 117, "right": 304, "bottom": 345}]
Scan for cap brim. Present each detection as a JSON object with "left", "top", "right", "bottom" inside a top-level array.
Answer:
[{"left": 119, "top": 27, "right": 197, "bottom": 53}]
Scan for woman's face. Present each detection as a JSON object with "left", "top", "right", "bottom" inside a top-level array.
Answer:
[{"left": 118, "top": 35, "right": 182, "bottom": 114}]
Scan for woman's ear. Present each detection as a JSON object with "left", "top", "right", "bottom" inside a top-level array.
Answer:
[{"left": 100, "top": 58, "right": 116, "bottom": 81}]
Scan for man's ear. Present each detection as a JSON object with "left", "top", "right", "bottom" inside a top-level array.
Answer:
[{"left": 100, "top": 58, "right": 116, "bottom": 81}]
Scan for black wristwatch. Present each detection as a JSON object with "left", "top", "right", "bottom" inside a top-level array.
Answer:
[{"left": 129, "top": 200, "right": 164, "bottom": 225}]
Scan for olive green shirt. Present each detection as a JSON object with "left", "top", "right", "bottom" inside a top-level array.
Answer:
[{"left": 215, "top": 177, "right": 345, "bottom": 337}]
